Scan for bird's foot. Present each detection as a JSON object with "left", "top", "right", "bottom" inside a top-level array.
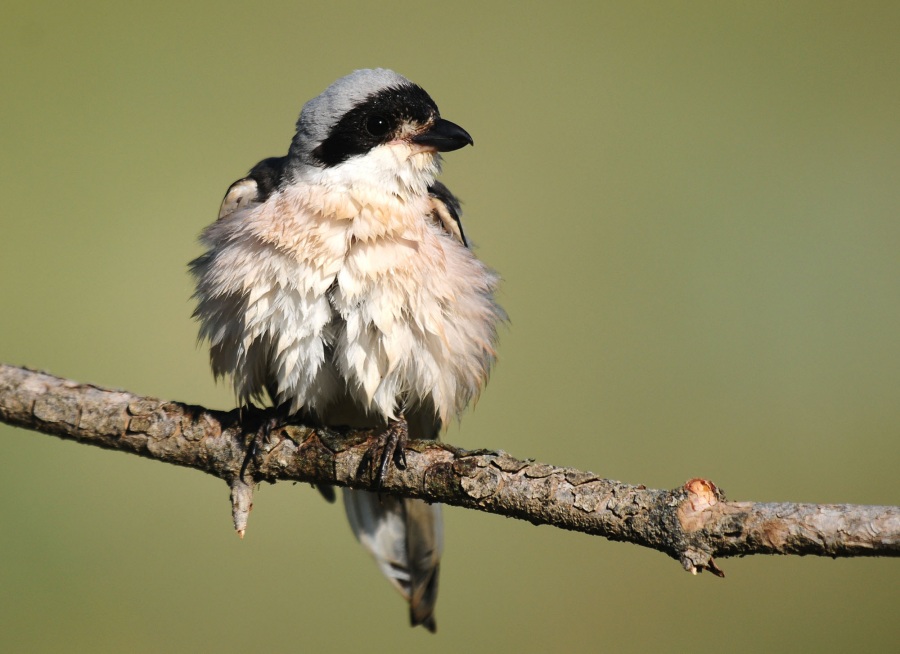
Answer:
[
  {"left": 239, "top": 405, "right": 288, "bottom": 482},
  {"left": 364, "top": 415, "right": 409, "bottom": 491}
]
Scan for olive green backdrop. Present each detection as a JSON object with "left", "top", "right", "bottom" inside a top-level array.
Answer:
[{"left": 1, "top": 1, "right": 898, "bottom": 652}]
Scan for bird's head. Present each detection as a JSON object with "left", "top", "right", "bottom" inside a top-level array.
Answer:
[{"left": 287, "top": 69, "right": 472, "bottom": 194}]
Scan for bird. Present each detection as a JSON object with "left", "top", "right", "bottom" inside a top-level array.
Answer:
[{"left": 190, "top": 68, "right": 504, "bottom": 632}]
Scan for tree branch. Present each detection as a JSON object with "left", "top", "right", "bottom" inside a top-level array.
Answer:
[{"left": 2, "top": 363, "right": 897, "bottom": 575}]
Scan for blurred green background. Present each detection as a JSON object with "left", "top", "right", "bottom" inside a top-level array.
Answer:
[{"left": 2, "top": 1, "right": 898, "bottom": 651}]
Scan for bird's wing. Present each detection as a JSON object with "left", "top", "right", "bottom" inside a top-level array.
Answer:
[
  {"left": 427, "top": 180, "right": 468, "bottom": 247},
  {"left": 216, "top": 156, "right": 287, "bottom": 220},
  {"left": 217, "top": 177, "right": 260, "bottom": 220}
]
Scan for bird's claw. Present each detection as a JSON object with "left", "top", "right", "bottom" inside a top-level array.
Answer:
[
  {"left": 365, "top": 417, "right": 409, "bottom": 491},
  {"left": 239, "top": 407, "right": 285, "bottom": 482}
]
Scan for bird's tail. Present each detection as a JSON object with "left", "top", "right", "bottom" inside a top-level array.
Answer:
[{"left": 342, "top": 489, "right": 443, "bottom": 632}]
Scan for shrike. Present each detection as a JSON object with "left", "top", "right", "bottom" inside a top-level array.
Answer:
[{"left": 190, "top": 69, "right": 504, "bottom": 632}]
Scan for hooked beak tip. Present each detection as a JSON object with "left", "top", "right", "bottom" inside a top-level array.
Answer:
[{"left": 412, "top": 118, "right": 473, "bottom": 152}]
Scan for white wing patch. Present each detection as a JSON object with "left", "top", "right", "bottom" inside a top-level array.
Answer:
[{"left": 218, "top": 178, "right": 260, "bottom": 221}]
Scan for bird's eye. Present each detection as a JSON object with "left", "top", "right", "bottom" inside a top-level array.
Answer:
[{"left": 365, "top": 115, "right": 391, "bottom": 137}]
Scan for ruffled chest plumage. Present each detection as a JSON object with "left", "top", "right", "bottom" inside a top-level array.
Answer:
[{"left": 193, "top": 182, "right": 503, "bottom": 425}]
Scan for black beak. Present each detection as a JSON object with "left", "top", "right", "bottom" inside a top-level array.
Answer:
[{"left": 412, "top": 118, "right": 474, "bottom": 152}]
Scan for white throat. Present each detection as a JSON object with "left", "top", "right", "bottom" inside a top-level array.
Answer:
[{"left": 293, "top": 142, "right": 442, "bottom": 201}]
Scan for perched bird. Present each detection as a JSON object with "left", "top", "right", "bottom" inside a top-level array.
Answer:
[{"left": 190, "top": 69, "right": 504, "bottom": 631}]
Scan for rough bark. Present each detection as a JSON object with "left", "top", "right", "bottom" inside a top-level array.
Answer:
[{"left": 1, "top": 363, "right": 897, "bottom": 575}]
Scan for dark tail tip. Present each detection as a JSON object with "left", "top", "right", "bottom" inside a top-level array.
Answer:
[{"left": 411, "top": 612, "right": 437, "bottom": 633}]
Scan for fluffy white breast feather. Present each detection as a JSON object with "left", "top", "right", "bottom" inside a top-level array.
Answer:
[{"left": 192, "top": 143, "right": 502, "bottom": 424}]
